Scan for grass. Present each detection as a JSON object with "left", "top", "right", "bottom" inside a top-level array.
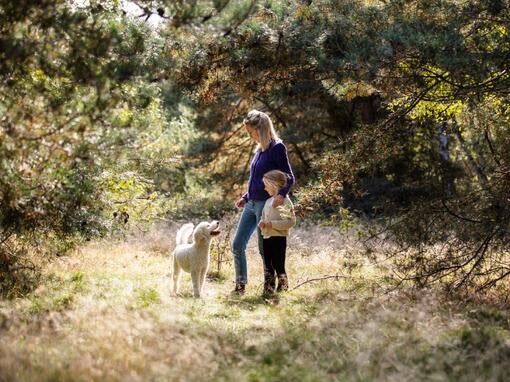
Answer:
[{"left": 1, "top": 222, "right": 510, "bottom": 381}]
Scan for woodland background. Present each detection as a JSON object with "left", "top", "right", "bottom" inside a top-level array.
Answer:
[{"left": 1, "top": 0, "right": 510, "bottom": 380}]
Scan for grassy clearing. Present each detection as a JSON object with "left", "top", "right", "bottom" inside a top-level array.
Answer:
[{"left": 1, "top": 222, "right": 510, "bottom": 381}]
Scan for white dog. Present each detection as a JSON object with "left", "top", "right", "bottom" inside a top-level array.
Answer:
[{"left": 172, "top": 220, "right": 220, "bottom": 298}]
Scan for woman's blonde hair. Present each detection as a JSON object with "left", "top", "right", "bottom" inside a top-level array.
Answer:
[
  {"left": 263, "top": 170, "right": 289, "bottom": 190},
  {"left": 243, "top": 109, "right": 279, "bottom": 151}
]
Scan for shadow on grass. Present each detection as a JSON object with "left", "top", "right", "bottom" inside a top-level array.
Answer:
[{"left": 222, "top": 293, "right": 281, "bottom": 308}]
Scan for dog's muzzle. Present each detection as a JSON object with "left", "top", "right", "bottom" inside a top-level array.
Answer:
[{"left": 210, "top": 221, "right": 220, "bottom": 236}]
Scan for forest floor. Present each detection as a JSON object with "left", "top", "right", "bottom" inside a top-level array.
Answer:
[{"left": 1, "top": 219, "right": 510, "bottom": 381}]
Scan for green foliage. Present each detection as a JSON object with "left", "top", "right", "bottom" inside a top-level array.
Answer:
[
  {"left": 0, "top": 0, "right": 190, "bottom": 295},
  {"left": 170, "top": 0, "right": 510, "bottom": 291},
  {"left": 136, "top": 287, "right": 161, "bottom": 308},
  {"left": 1, "top": 2, "right": 154, "bottom": 240}
]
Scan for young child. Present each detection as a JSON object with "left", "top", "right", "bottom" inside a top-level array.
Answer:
[{"left": 258, "top": 170, "right": 297, "bottom": 295}]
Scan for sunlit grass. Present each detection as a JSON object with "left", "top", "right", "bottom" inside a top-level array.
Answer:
[{"left": 1, "top": 222, "right": 510, "bottom": 381}]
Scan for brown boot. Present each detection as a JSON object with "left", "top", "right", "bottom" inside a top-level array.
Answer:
[
  {"left": 276, "top": 274, "right": 289, "bottom": 292},
  {"left": 231, "top": 283, "right": 245, "bottom": 296},
  {"left": 263, "top": 272, "right": 276, "bottom": 296}
]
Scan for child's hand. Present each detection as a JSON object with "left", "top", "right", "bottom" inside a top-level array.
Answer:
[{"left": 259, "top": 221, "right": 272, "bottom": 229}]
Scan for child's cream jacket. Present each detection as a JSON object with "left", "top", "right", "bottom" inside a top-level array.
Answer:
[{"left": 260, "top": 196, "right": 296, "bottom": 238}]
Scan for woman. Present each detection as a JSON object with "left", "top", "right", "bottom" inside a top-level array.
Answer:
[{"left": 231, "top": 110, "right": 295, "bottom": 295}]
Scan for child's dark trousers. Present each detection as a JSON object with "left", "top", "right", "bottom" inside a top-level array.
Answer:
[{"left": 262, "top": 236, "right": 287, "bottom": 290}]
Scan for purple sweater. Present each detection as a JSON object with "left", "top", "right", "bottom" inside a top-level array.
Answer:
[{"left": 242, "top": 140, "right": 295, "bottom": 202}]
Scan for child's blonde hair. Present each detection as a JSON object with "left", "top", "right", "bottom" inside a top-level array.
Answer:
[{"left": 263, "top": 170, "right": 289, "bottom": 190}]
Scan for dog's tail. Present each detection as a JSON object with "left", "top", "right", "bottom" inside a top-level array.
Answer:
[{"left": 176, "top": 223, "right": 194, "bottom": 245}]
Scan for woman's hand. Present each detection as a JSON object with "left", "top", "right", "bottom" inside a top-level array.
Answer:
[
  {"left": 272, "top": 194, "right": 284, "bottom": 208},
  {"left": 235, "top": 197, "right": 246, "bottom": 209}
]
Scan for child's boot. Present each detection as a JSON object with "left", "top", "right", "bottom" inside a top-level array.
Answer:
[
  {"left": 263, "top": 272, "right": 276, "bottom": 296},
  {"left": 276, "top": 273, "right": 289, "bottom": 292}
]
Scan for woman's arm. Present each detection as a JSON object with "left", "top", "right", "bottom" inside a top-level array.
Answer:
[
  {"left": 235, "top": 183, "right": 249, "bottom": 209},
  {"left": 273, "top": 143, "right": 295, "bottom": 197}
]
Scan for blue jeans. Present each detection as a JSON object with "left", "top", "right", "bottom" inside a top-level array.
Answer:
[{"left": 232, "top": 200, "right": 266, "bottom": 284}]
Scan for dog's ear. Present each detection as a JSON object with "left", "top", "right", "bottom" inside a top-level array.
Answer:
[{"left": 193, "top": 226, "right": 208, "bottom": 244}]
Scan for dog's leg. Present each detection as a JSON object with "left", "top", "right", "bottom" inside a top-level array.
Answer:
[
  {"left": 199, "top": 267, "right": 207, "bottom": 297},
  {"left": 172, "top": 256, "right": 182, "bottom": 296},
  {"left": 191, "top": 270, "right": 200, "bottom": 298}
]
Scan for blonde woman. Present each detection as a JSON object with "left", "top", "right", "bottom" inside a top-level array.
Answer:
[
  {"left": 258, "top": 170, "right": 296, "bottom": 295},
  {"left": 231, "top": 110, "right": 295, "bottom": 295}
]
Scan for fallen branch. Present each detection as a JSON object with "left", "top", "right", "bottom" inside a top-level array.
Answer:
[{"left": 291, "top": 274, "right": 350, "bottom": 290}]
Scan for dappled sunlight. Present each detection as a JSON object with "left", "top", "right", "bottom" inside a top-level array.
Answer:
[{"left": 2, "top": 0, "right": 510, "bottom": 380}]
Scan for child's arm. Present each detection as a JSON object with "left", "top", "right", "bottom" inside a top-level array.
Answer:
[
  {"left": 269, "top": 204, "right": 296, "bottom": 230},
  {"left": 258, "top": 203, "right": 270, "bottom": 229}
]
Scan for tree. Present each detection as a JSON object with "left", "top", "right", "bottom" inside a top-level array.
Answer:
[
  {"left": 171, "top": 0, "right": 510, "bottom": 292},
  {"left": 0, "top": 0, "right": 175, "bottom": 296}
]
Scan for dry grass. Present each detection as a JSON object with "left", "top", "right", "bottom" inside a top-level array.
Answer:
[{"left": 1, "top": 219, "right": 510, "bottom": 381}]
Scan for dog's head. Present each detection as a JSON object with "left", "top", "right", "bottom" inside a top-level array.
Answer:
[{"left": 193, "top": 220, "right": 221, "bottom": 244}]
